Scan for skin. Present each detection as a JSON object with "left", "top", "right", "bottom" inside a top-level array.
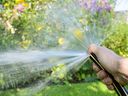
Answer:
[{"left": 88, "top": 44, "right": 128, "bottom": 90}]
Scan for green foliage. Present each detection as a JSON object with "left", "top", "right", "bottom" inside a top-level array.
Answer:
[
  {"left": 104, "top": 23, "right": 128, "bottom": 57},
  {"left": 0, "top": 0, "right": 128, "bottom": 94},
  {"left": 0, "top": 82, "right": 116, "bottom": 96},
  {"left": 64, "top": 60, "right": 95, "bottom": 83},
  {"left": 0, "top": 0, "right": 53, "bottom": 50},
  {"left": 37, "top": 82, "right": 116, "bottom": 96},
  {"left": 68, "top": 18, "right": 128, "bottom": 83}
]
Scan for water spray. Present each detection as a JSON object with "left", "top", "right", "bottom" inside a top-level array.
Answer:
[{"left": 0, "top": 0, "right": 128, "bottom": 96}]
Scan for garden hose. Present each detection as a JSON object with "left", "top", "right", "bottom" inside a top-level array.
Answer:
[{"left": 90, "top": 53, "right": 128, "bottom": 96}]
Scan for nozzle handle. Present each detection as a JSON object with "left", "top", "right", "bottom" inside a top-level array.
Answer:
[{"left": 90, "top": 53, "right": 128, "bottom": 96}]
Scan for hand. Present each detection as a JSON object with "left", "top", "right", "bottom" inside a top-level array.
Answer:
[{"left": 88, "top": 44, "right": 128, "bottom": 90}]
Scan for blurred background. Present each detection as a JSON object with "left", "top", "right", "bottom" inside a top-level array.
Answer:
[{"left": 0, "top": 0, "right": 128, "bottom": 96}]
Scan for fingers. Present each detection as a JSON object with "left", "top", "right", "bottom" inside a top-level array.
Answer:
[
  {"left": 97, "top": 70, "right": 108, "bottom": 79},
  {"left": 97, "top": 70, "right": 114, "bottom": 90},
  {"left": 93, "top": 63, "right": 108, "bottom": 79},
  {"left": 93, "top": 63, "right": 114, "bottom": 90},
  {"left": 102, "top": 77, "right": 113, "bottom": 85},
  {"left": 93, "top": 63, "right": 100, "bottom": 72},
  {"left": 107, "top": 85, "right": 114, "bottom": 90}
]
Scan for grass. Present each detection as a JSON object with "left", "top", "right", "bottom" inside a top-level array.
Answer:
[
  {"left": 36, "top": 82, "right": 117, "bottom": 96},
  {"left": 0, "top": 82, "right": 117, "bottom": 96}
]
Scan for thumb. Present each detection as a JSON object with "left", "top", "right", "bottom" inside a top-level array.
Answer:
[
  {"left": 88, "top": 44, "right": 120, "bottom": 74},
  {"left": 88, "top": 44, "right": 99, "bottom": 55}
]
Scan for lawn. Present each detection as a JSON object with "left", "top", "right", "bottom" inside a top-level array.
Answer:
[{"left": 0, "top": 82, "right": 117, "bottom": 96}]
